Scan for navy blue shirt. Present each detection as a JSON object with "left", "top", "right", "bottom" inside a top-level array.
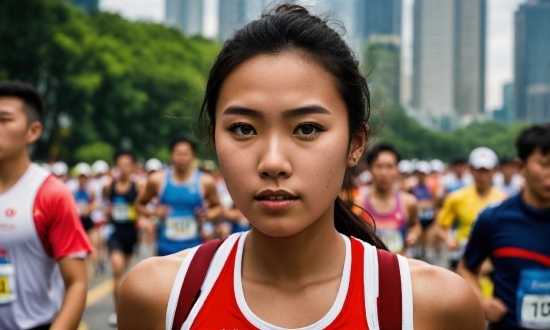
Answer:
[{"left": 464, "top": 193, "right": 550, "bottom": 329}]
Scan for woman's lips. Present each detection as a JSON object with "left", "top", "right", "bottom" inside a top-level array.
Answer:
[{"left": 255, "top": 198, "right": 298, "bottom": 212}]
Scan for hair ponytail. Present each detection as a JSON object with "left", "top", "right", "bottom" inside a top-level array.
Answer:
[{"left": 335, "top": 195, "right": 387, "bottom": 250}]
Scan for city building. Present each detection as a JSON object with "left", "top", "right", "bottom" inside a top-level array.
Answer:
[
  {"left": 65, "top": 0, "right": 98, "bottom": 12},
  {"left": 411, "top": 0, "right": 486, "bottom": 130},
  {"left": 514, "top": 0, "right": 550, "bottom": 123},
  {"left": 493, "top": 83, "right": 514, "bottom": 124},
  {"left": 355, "top": 0, "right": 402, "bottom": 41},
  {"left": 165, "top": 0, "right": 204, "bottom": 36}
]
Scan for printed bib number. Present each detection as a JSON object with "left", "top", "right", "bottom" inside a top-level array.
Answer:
[
  {"left": 517, "top": 270, "right": 550, "bottom": 329},
  {"left": 112, "top": 203, "right": 136, "bottom": 222},
  {"left": 419, "top": 206, "right": 434, "bottom": 221},
  {"left": 165, "top": 216, "right": 198, "bottom": 241},
  {"left": 378, "top": 230, "right": 404, "bottom": 254},
  {"left": 0, "top": 263, "right": 17, "bottom": 304},
  {"left": 77, "top": 201, "right": 89, "bottom": 216}
]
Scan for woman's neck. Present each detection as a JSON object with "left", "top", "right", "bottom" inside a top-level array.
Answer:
[{"left": 242, "top": 209, "right": 345, "bottom": 288}]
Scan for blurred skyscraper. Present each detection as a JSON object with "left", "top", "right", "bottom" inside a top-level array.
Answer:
[
  {"left": 65, "top": 0, "right": 98, "bottom": 12},
  {"left": 165, "top": 0, "right": 204, "bottom": 36},
  {"left": 412, "top": 0, "right": 486, "bottom": 130},
  {"left": 355, "top": 0, "right": 402, "bottom": 41},
  {"left": 365, "top": 35, "right": 401, "bottom": 101},
  {"left": 514, "top": 0, "right": 550, "bottom": 123},
  {"left": 493, "top": 83, "right": 514, "bottom": 124},
  {"left": 218, "top": 0, "right": 267, "bottom": 41}
]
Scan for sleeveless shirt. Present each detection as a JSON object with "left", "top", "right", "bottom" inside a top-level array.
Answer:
[
  {"left": 364, "top": 191, "right": 408, "bottom": 254},
  {"left": 165, "top": 232, "right": 414, "bottom": 330}
]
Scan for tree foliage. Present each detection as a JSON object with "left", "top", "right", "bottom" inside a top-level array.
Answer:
[{"left": 0, "top": 0, "right": 219, "bottom": 163}]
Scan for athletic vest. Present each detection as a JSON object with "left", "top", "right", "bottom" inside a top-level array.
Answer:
[
  {"left": 109, "top": 180, "right": 138, "bottom": 224},
  {"left": 157, "top": 169, "right": 204, "bottom": 255},
  {"left": 364, "top": 192, "right": 408, "bottom": 254},
  {"left": 165, "top": 232, "right": 413, "bottom": 330},
  {"left": 0, "top": 165, "right": 64, "bottom": 329},
  {"left": 73, "top": 188, "right": 91, "bottom": 217}
]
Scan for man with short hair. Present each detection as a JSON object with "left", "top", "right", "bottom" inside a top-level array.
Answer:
[
  {"left": 136, "top": 134, "right": 223, "bottom": 256},
  {"left": 493, "top": 157, "right": 523, "bottom": 197},
  {"left": 458, "top": 124, "right": 550, "bottom": 329},
  {"left": 0, "top": 81, "right": 92, "bottom": 329},
  {"left": 435, "top": 147, "right": 507, "bottom": 270}
]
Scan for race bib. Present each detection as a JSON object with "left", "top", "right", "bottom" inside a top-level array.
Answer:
[
  {"left": 0, "top": 263, "right": 17, "bottom": 304},
  {"left": 77, "top": 200, "right": 89, "bottom": 216},
  {"left": 378, "top": 230, "right": 404, "bottom": 254},
  {"left": 165, "top": 216, "right": 198, "bottom": 241},
  {"left": 112, "top": 203, "right": 136, "bottom": 222},
  {"left": 419, "top": 206, "right": 434, "bottom": 221},
  {"left": 517, "top": 269, "right": 550, "bottom": 329}
]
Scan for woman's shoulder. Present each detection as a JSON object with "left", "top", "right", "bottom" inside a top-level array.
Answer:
[
  {"left": 118, "top": 250, "right": 192, "bottom": 330},
  {"left": 407, "top": 258, "right": 485, "bottom": 330}
]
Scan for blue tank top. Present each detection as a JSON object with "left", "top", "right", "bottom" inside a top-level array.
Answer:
[
  {"left": 73, "top": 188, "right": 91, "bottom": 217},
  {"left": 157, "top": 169, "right": 204, "bottom": 256}
]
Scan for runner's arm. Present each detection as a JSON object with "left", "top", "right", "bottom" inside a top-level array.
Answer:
[
  {"left": 403, "top": 193, "right": 422, "bottom": 246},
  {"left": 200, "top": 174, "right": 223, "bottom": 222},
  {"left": 88, "top": 187, "right": 97, "bottom": 212},
  {"left": 51, "top": 257, "right": 88, "bottom": 330},
  {"left": 135, "top": 172, "right": 162, "bottom": 217},
  {"left": 457, "top": 209, "right": 507, "bottom": 322},
  {"left": 409, "top": 259, "right": 486, "bottom": 329}
]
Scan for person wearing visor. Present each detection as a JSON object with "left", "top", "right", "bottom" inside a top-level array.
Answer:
[
  {"left": 458, "top": 124, "right": 550, "bottom": 329},
  {"left": 435, "top": 147, "right": 506, "bottom": 270}
]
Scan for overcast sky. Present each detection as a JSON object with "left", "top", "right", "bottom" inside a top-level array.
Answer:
[{"left": 100, "top": 0, "right": 526, "bottom": 111}]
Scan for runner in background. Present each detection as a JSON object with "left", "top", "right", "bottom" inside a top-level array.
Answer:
[
  {"left": 0, "top": 80, "right": 92, "bottom": 329},
  {"left": 410, "top": 161, "right": 436, "bottom": 260},
  {"left": 51, "top": 161, "right": 69, "bottom": 183},
  {"left": 493, "top": 156, "right": 524, "bottom": 197},
  {"left": 398, "top": 159, "right": 415, "bottom": 192},
  {"left": 458, "top": 123, "right": 550, "bottom": 329},
  {"left": 72, "top": 162, "right": 99, "bottom": 277},
  {"left": 435, "top": 147, "right": 506, "bottom": 270},
  {"left": 103, "top": 150, "right": 144, "bottom": 327},
  {"left": 90, "top": 159, "right": 111, "bottom": 276},
  {"left": 136, "top": 134, "right": 222, "bottom": 256},
  {"left": 443, "top": 155, "right": 473, "bottom": 194},
  {"left": 364, "top": 143, "right": 422, "bottom": 255}
]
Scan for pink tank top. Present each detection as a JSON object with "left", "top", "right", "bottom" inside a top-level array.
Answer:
[{"left": 364, "top": 191, "right": 408, "bottom": 253}]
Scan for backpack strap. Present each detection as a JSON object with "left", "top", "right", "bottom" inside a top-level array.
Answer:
[
  {"left": 171, "top": 238, "right": 226, "bottom": 330},
  {"left": 376, "top": 249, "right": 402, "bottom": 330}
]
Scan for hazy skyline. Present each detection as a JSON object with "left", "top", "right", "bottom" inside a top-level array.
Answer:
[{"left": 100, "top": 0, "right": 526, "bottom": 111}]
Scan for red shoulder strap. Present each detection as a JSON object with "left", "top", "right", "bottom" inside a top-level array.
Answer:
[
  {"left": 172, "top": 238, "right": 226, "bottom": 330},
  {"left": 376, "top": 249, "right": 402, "bottom": 330}
]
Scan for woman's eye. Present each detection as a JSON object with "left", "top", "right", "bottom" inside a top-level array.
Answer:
[
  {"left": 294, "top": 123, "right": 323, "bottom": 137},
  {"left": 230, "top": 123, "right": 256, "bottom": 136}
]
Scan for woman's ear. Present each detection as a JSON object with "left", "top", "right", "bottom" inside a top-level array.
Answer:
[{"left": 347, "top": 124, "right": 369, "bottom": 167}]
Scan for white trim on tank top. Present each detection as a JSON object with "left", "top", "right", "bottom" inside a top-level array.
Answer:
[
  {"left": 233, "top": 231, "right": 352, "bottom": 330},
  {"left": 178, "top": 233, "right": 241, "bottom": 330}
]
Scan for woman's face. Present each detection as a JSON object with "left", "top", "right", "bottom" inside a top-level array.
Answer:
[{"left": 215, "top": 51, "right": 362, "bottom": 237}]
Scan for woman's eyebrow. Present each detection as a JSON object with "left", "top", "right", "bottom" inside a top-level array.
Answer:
[{"left": 222, "top": 105, "right": 331, "bottom": 118}]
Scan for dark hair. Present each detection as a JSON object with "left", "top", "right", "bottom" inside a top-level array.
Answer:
[
  {"left": 199, "top": 4, "right": 384, "bottom": 248},
  {"left": 114, "top": 150, "right": 136, "bottom": 163},
  {"left": 450, "top": 155, "right": 467, "bottom": 166},
  {"left": 170, "top": 134, "right": 197, "bottom": 153},
  {"left": 366, "top": 142, "right": 401, "bottom": 166},
  {"left": 499, "top": 157, "right": 514, "bottom": 166},
  {"left": 0, "top": 80, "right": 45, "bottom": 123},
  {"left": 516, "top": 123, "right": 550, "bottom": 161}
]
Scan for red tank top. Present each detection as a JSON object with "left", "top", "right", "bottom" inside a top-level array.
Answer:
[{"left": 166, "top": 232, "right": 414, "bottom": 330}]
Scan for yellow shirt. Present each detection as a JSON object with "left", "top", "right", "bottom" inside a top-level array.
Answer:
[{"left": 437, "top": 185, "right": 506, "bottom": 241}]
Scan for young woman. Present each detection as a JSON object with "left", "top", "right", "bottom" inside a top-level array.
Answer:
[{"left": 118, "top": 5, "right": 484, "bottom": 329}]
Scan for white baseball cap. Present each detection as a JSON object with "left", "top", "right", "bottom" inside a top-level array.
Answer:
[
  {"left": 415, "top": 161, "right": 432, "bottom": 174},
  {"left": 430, "top": 159, "right": 445, "bottom": 173},
  {"left": 51, "top": 161, "right": 68, "bottom": 176},
  {"left": 469, "top": 147, "right": 498, "bottom": 170},
  {"left": 74, "top": 163, "right": 92, "bottom": 177},
  {"left": 145, "top": 158, "right": 163, "bottom": 172},
  {"left": 398, "top": 160, "right": 413, "bottom": 174},
  {"left": 92, "top": 160, "right": 109, "bottom": 175}
]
